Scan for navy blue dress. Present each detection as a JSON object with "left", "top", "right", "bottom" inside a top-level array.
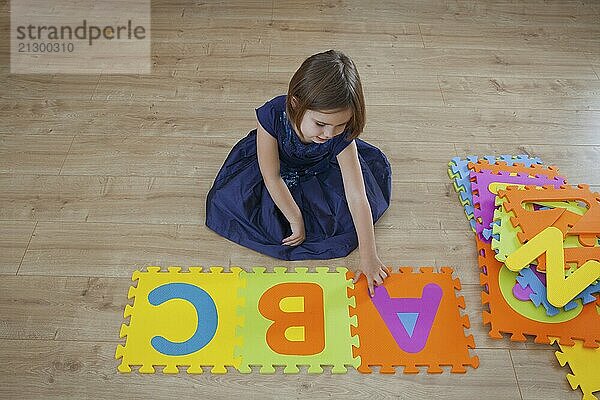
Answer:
[{"left": 205, "top": 95, "right": 392, "bottom": 260}]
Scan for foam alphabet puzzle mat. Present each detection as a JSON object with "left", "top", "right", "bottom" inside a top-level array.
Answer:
[
  {"left": 450, "top": 154, "right": 600, "bottom": 400},
  {"left": 469, "top": 164, "right": 566, "bottom": 240},
  {"left": 490, "top": 183, "right": 595, "bottom": 264},
  {"left": 516, "top": 266, "right": 600, "bottom": 317},
  {"left": 477, "top": 236, "right": 600, "bottom": 347},
  {"left": 447, "top": 155, "right": 544, "bottom": 232},
  {"left": 551, "top": 337, "right": 600, "bottom": 400},
  {"left": 116, "top": 266, "right": 479, "bottom": 374},
  {"left": 115, "top": 267, "right": 244, "bottom": 373},
  {"left": 505, "top": 227, "right": 600, "bottom": 308},
  {"left": 499, "top": 184, "right": 600, "bottom": 252},
  {"left": 234, "top": 267, "right": 357, "bottom": 373},
  {"left": 349, "top": 267, "right": 479, "bottom": 373}
]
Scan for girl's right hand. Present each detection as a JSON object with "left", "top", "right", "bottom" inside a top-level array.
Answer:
[{"left": 282, "top": 219, "right": 305, "bottom": 246}]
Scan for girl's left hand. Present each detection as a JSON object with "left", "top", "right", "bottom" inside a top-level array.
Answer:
[
  {"left": 282, "top": 219, "right": 305, "bottom": 246},
  {"left": 352, "top": 254, "right": 389, "bottom": 297}
]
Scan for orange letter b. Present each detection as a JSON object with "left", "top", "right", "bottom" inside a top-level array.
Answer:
[{"left": 258, "top": 282, "right": 325, "bottom": 355}]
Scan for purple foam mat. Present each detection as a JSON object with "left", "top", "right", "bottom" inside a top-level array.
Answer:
[{"left": 470, "top": 169, "right": 566, "bottom": 241}]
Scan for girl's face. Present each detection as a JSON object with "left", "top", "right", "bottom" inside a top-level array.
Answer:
[{"left": 296, "top": 108, "right": 353, "bottom": 144}]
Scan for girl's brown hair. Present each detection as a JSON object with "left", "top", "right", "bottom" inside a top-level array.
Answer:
[{"left": 286, "top": 49, "right": 366, "bottom": 140}]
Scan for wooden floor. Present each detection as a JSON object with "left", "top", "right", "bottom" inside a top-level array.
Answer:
[{"left": 1, "top": 0, "right": 599, "bottom": 399}]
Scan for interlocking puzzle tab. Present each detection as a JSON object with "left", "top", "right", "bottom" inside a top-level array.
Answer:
[{"left": 116, "top": 266, "right": 478, "bottom": 375}]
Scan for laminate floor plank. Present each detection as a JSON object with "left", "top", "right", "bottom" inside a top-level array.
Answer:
[
  {"left": 270, "top": 47, "right": 598, "bottom": 79},
  {"left": 0, "top": 220, "right": 36, "bottom": 275},
  {"left": 0, "top": 134, "right": 73, "bottom": 175},
  {"left": 2, "top": 100, "right": 600, "bottom": 147},
  {"left": 0, "top": 340, "right": 521, "bottom": 400},
  {"left": 17, "top": 222, "right": 216, "bottom": 277},
  {"left": 440, "top": 76, "right": 600, "bottom": 111}
]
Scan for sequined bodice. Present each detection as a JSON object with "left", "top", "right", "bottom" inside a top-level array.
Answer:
[{"left": 278, "top": 111, "right": 345, "bottom": 188}]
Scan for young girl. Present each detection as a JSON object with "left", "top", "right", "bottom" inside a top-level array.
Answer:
[{"left": 206, "top": 50, "right": 392, "bottom": 296}]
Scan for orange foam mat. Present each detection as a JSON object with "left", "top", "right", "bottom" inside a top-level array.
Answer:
[
  {"left": 349, "top": 267, "right": 478, "bottom": 374},
  {"left": 477, "top": 237, "right": 600, "bottom": 348},
  {"left": 468, "top": 159, "right": 562, "bottom": 179},
  {"left": 500, "top": 184, "right": 600, "bottom": 248}
]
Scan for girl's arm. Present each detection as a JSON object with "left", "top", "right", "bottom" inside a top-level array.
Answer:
[
  {"left": 337, "top": 140, "right": 389, "bottom": 296},
  {"left": 256, "top": 121, "right": 305, "bottom": 246}
]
